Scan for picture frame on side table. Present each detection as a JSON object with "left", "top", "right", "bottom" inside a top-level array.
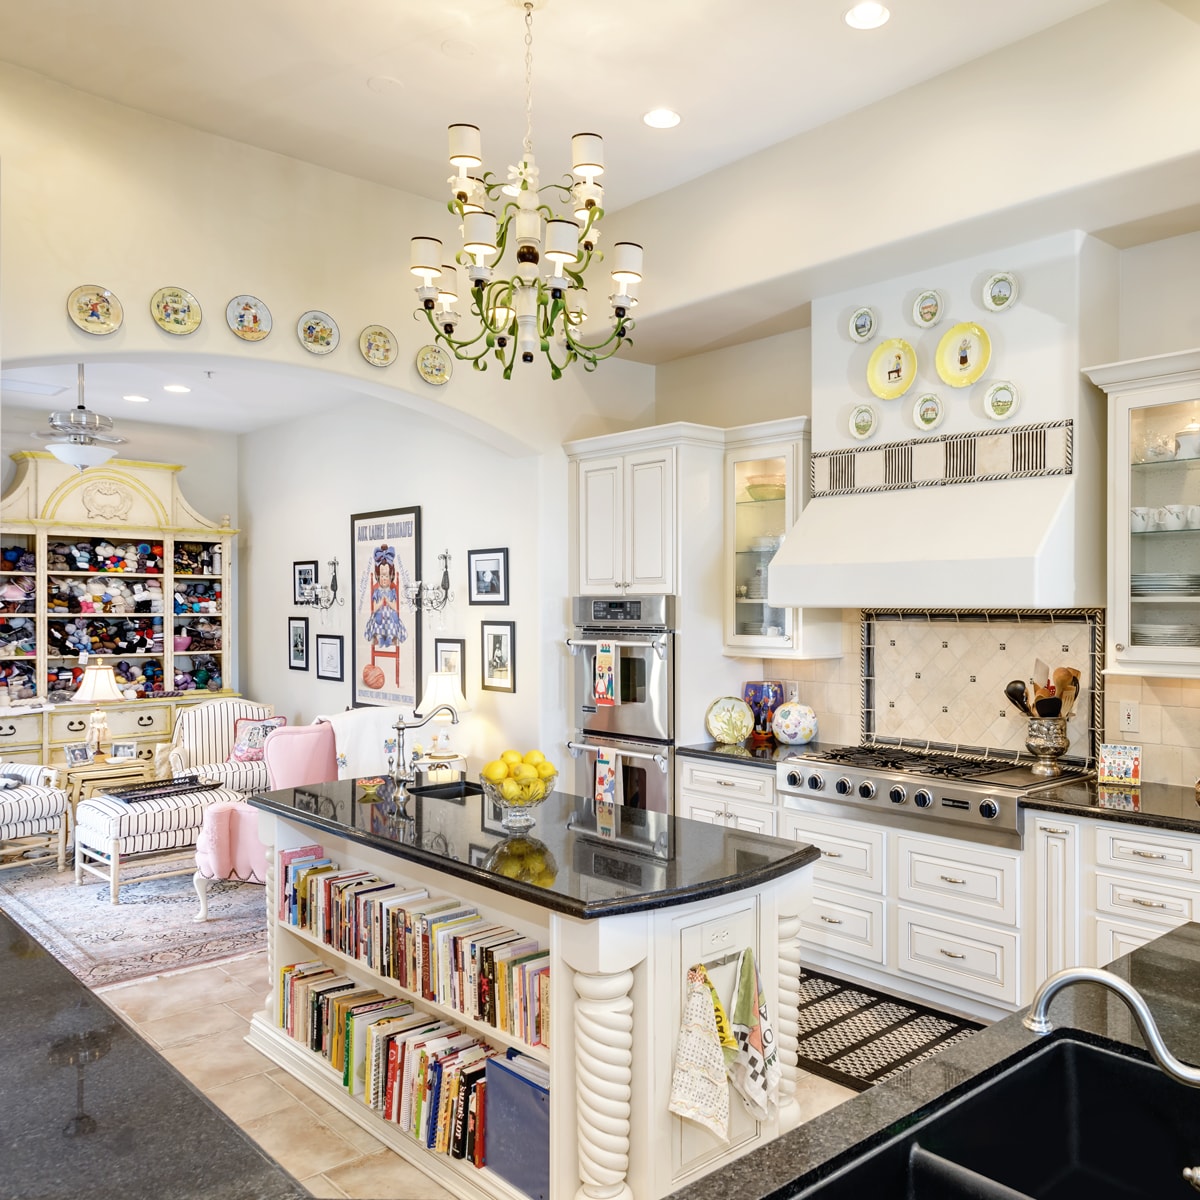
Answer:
[
  {"left": 293, "top": 560, "right": 317, "bottom": 605},
  {"left": 64, "top": 743, "right": 93, "bottom": 767},
  {"left": 108, "top": 740, "right": 138, "bottom": 761},
  {"left": 433, "top": 638, "right": 466, "bottom": 694},
  {"left": 315, "top": 634, "right": 344, "bottom": 682},
  {"left": 481, "top": 621, "right": 515, "bottom": 693},
  {"left": 467, "top": 547, "right": 509, "bottom": 605},
  {"left": 288, "top": 616, "right": 309, "bottom": 671},
  {"left": 350, "top": 506, "right": 421, "bottom": 709}
]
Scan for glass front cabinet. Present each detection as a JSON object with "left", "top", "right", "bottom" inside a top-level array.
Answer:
[
  {"left": 1087, "top": 348, "right": 1200, "bottom": 677},
  {"left": 723, "top": 418, "right": 842, "bottom": 659}
]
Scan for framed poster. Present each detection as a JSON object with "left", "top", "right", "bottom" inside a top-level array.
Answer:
[
  {"left": 288, "top": 616, "right": 309, "bottom": 671},
  {"left": 467, "top": 547, "right": 509, "bottom": 605},
  {"left": 293, "top": 560, "right": 317, "bottom": 604},
  {"left": 351, "top": 506, "right": 421, "bottom": 709},
  {"left": 433, "top": 637, "right": 466, "bottom": 694},
  {"left": 481, "top": 620, "right": 515, "bottom": 693},
  {"left": 315, "top": 634, "right": 344, "bottom": 682}
]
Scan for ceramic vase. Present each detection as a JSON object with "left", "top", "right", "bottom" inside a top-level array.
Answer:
[
  {"left": 742, "top": 680, "right": 785, "bottom": 743},
  {"left": 771, "top": 701, "right": 818, "bottom": 745}
]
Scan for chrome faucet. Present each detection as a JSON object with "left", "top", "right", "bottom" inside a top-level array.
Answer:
[
  {"left": 389, "top": 705, "right": 460, "bottom": 788},
  {"left": 1023, "top": 966, "right": 1200, "bottom": 1088}
]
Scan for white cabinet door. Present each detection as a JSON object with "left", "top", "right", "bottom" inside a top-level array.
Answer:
[
  {"left": 724, "top": 797, "right": 777, "bottom": 837},
  {"left": 679, "top": 793, "right": 727, "bottom": 826},
  {"left": 578, "top": 455, "right": 624, "bottom": 594},
  {"left": 1031, "top": 817, "right": 1081, "bottom": 983},
  {"left": 625, "top": 448, "right": 675, "bottom": 593}
]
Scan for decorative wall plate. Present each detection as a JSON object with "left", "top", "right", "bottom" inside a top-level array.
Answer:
[
  {"left": 848, "top": 306, "right": 877, "bottom": 343},
  {"left": 935, "top": 321, "right": 991, "bottom": 387},
  {"left": 867, "top": 337, "right": 917, "bottom": 400},
  {"left": 983, "top": 380, "right": 1020, "bottom": 421},
  {"left": 912, "top": 392, "right": 945, "bottom": 432},
  {"left": 416, "top": 344, "right": 453, "bottom": 386},
  {"left": 912, "top": 289, "right": 943, "bottom": 328},
  {"left": 982, "top": 271, "right": 1018, "bottom": 312},
  {"left": 359, "top": 324, "right": 397, "bottom": 367},
  {"left": 704, "top": 696, "right": 755, "bottom": 744},
  {"left": 225, "top": 295, "right": 272, "bottom": 341},
  {"left": 848, "top": 402, "right": 879, "bottom": 441},
  {"left": 66, "top": 285, "right": 123, "bottom": 335},
  {"left": 150, "top": 286, "right": 202, "bottom": 335},
  {"left": 297, "top": 310, "right": 339, "bottom": 355}
]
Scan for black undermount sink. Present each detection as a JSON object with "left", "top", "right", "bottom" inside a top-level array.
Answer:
[
  {"left": 794, "top": 1037, "right": 1200, "bottom": 1199},
  {"left": 405, "top": 780, "right": 484, "bottom": 801}
]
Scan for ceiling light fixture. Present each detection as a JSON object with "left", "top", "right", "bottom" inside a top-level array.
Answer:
[
  {"left": 643, "top": 108, "right": 681, "bottom": 129},
  {"left": 163, "top": 384, "right": 191, "bottom": 393},
  {"left": 411, "top": 0, "right": 642, "bottom": 380},
  {"left": 32, "top": 364, "right": 127, "bottom": 472},
  {"left": 844, "top": 2, "right": 890, "bottom": 29},
  {"left": 123, "top": 394, "right": 150, "bottom": 403}
]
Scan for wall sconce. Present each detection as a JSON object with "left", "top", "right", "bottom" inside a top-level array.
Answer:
[
  {"left": 405, "top": 549, "right": 454, "bottom": 613},
  {"left": 300, "top": 558, "right": 344, "bottom": 610}
]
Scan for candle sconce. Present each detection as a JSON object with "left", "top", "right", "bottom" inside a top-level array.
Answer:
[
  {"left": 299, "top": 558, "right": 344, "bottom": 611},
  {"left": 405, "top": 549, "right": 454, "bottom": 614}
]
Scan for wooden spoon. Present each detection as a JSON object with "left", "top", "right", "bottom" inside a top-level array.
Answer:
[
  {"left": 1052, "top": 666, "right": 1081, "bottom": 697},
  {"left": 1059, "top": 684, "right": 1077, "bottom": 719}
]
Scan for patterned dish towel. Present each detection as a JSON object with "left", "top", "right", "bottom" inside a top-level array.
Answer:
[
  {"left": 669, "top": 965, "right": 731, "bottom": 1141},
  {"left": 728, "top": 947, "right": 780, "bottom": 1120},
  {"left": 593, "top": 641, "right": 618, "bottom": 706}
]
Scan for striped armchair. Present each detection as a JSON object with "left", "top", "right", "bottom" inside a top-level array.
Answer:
[
  {"left": 0, "top": 762, "right": 68, "bottom": 872},
  {"left": 167, "top": 699, "right": 276, "bottom": 794}
]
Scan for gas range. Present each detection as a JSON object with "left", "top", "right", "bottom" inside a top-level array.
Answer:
[{"left": 775, "top": 743, "right": 1094, "bottom": 847}]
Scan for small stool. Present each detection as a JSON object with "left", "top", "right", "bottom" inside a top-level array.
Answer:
[
  {"left": 193, "top": 800, "right": 267, "bottom": 921},
  {"left": 74, "top": 785, "right": 244, "bottom": 904},
  {"left": 0, "top": 764, "right": 69, "bottom": 872}
]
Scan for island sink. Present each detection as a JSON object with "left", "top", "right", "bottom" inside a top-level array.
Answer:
[
  {"left": 404, "top": 780, "right": 484, "bottom": 801},
  {"left": 795, "top": 1037, "right": 1200, "bottom": 1198}
]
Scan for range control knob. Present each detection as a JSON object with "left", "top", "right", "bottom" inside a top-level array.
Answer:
[
  {"left": 785, "top": 771, "right": 804, "bottom": 788},
  {"left": 807, "top": 774, "right": 825, "bottom": 791},
  {"left": 834, "top": 777, "right": 853, "bottom": 796},
  {"left": 889, "top": 785, "right": 907, "bottom": 805},
  {"left": 979, "top": 798, "right": 1000, "bottom": 820},
  {"left": 914, "top": 789, "right": 934, "bottom": 809},
  {"left": 858, "top": 781, "right": 876, "bottom": 799}
]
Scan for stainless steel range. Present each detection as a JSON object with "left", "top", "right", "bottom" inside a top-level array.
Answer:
[{"left": 775, "top": 744, "right": 1093, "bottom": 848}]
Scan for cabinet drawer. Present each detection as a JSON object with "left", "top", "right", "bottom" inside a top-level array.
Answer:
[
  {"left": 48, "top": 710, "right": 93, "bottom": 743},
  {"left": 1094, "top": 871, "right": 1200, "bottom": 927},
  {"left": 679, "top": 759, "right": 774, "bottom": 805},
  {"left": 0, "top": 712, "right": 42, "bottom": 748},
  {"left": 785, "top": 814, "right": 884, "bottom": 894},
  {"left": 799, "top": 886, "right": 884, "bottom": 963},
  {"left": 896, "top": 835, "right": 1019, "bottom": 926},
  {"left": 896, "top": 904, "right": 1019, "bottom": 1005},
  {"left": 1094, "top": 827, "right": 1199, "bottom": 883},
  {"left": 106, "top": 705, "right": 171, "bottom": 739}
]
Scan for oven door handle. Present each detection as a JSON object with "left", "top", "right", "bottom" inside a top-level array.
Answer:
[
  {"left": 565, "top": 636, "right": 669, "bottom": 660},
  {"left": 567, "top": 740, "right": 670, "bottom": 774}
]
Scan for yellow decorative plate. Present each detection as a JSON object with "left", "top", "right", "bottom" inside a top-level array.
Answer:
[
  {"left": 66, "top": 285, "right": 123, "bottom": 335},
  {"left": 936, "top": 321, "right": 991, "bottom": 388},
  {"left": 416, "top": 344, "right": 453, "bottom": 386},
  {"left": 867, "top": 338, "right": 917, "bottom": 400},
  {"left": 150, "top": 286, "right": 202, "bottom": 336}
]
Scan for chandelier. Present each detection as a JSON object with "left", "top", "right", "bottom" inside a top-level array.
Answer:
[{"left": 410, "top": 0, "right": 643, "bottom": 380}]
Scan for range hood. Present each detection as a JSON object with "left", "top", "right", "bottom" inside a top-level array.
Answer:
[{"left": 768, "top": 474, "right": 1105, "bottom": 611}]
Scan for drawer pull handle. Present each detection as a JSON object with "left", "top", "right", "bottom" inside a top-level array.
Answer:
[
  {"left": 1131, "top": 898, "right": 1167, "bottom": 909},
  {"left": 1043, "top": 827, "right": 1070, "bottom": 835},
  {"left": 715, "top": 779, "right": 735, "bottom": 787},
  {"left": 822, "top": 850, "right": 843, "bottom": 859},
  {"left": 0, "top": 725, "right": 14, "bottom": 737},
  {"left": 819, "top": 915, "right": 843, "bottom": 925},
  {"left": 1132, "top": 850, "right": 1167, "bottom": 860},
  {"left": 939, "top": 875, "right": 966, "bottom": 885},
  {"left": 137, "top": 716, "right": 154, "bottom": 727},
  {"left": 939, "top": 949, "right": 966, "bottom": 959},
  {"left": 66, "top": 719, "right": 86, "bottom": 732}
]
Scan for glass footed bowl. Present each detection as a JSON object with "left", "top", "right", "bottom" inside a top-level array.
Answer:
[
  {"left": 482, "top": 834, "right": 558, "bottom": 888},
  {"left": 479, "top": 769, "right": 557, "bottom": 831}
]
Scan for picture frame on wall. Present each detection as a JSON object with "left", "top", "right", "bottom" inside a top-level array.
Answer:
[
  {"left": 288, "top": 616, "right": 309, "bottom": 671},
  {"left": 433, "top": 637, "right": 466, "bottom": 695},
  {"left": 467, "top": 547, "right": 509, "bottom": 605},
  {"left": 315, "top": 634, "right": 344, "bottom": 682},
  {"left": 350, "top": 506, "right": 421, "bottom": 709},
  {"left": 293, "top": 560, "right": 317, "bottom": 605},
  {"left": 480, "top": 620, "right": 515, "bottom": 693}
]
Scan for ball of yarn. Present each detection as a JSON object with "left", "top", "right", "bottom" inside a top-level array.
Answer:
[{"left": 362, "top": 663, "right": 385, "bottom": 690}]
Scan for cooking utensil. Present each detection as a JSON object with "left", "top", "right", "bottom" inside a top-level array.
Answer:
[
  {"left": 1034, "top": 695, "right": 1062, "bottom": 718},
  {"left": 1059, "top": 684, "right": 1077, "bottom": 718},
  {"left": 1005, "top": 679, "right": 1032, "bottom": 715},
  {"left": 1052, "top": 666, "right": 1080, "bottom": 697}
]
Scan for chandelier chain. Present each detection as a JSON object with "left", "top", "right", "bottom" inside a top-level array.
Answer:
[{"left": 523, "top": 3, "right": 534, "bottom": 156}]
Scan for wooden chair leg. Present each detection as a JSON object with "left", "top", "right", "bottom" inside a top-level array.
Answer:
[
  {"left": 56, "top": 822, "right": 67, "bottom": 873},
  {"left": 109, "top": 840, "right": 121, "bottom": 905}
]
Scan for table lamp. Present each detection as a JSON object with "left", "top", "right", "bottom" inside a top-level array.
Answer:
[
  {"left": 71, "top": 658, "right": 126, "bottom": 752},
  {"left": 415, "top": 671, "right": 469, "bottom": 758}
]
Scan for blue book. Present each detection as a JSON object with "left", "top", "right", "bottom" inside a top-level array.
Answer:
[{"left": 484, "top": 1052, "right": 549, "bottom": 1200}]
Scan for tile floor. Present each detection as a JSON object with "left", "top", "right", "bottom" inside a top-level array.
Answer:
[{"left": 98, "top": 951, "right": 856, "bottom": 1199}]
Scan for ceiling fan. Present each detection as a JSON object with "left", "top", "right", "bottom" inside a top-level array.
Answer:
[{"left": 32, "top": 363, "right": 127, "bottom": 470}]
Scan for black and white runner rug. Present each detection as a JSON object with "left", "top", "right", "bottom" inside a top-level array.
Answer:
[{"left": 795, "top": 967, "right": 983, "bottom": 1092}]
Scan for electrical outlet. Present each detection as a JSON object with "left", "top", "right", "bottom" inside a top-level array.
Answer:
[
  {"left": 1120, "top": 700, "right": 1140, "bottom": 733},
  {"left": 786, "top": 681, "right": 800, "bottom": 703}
]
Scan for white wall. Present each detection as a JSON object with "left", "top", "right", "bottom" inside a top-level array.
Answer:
[{"left": 1118, "top": 231, "right": 1200, "bottom": 361}]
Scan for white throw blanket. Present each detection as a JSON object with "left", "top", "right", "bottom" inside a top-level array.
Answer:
[{"left": 315, "top": 707, "right": 404, "bottom": 778}]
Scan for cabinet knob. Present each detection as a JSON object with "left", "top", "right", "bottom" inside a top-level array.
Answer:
[{"left": 1115, "top": 643, "right": 1125, "bottom": 652}]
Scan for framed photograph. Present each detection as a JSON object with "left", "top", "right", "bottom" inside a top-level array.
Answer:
[
  {"left": 480, "top": 800, "right": 507, "bottom": 837},
  {"left": 433, "top": 637, "right": 466, "bottom": 694},
  {"left": 467, "top": 547, "right": 509, "bottom": 605},
  {"left": 293, "top": 560, "right": 317, "bottom": 605},
  {"left": 108, "top": 739, "right": 138, "bottom": 761},
  {"left": 294, "top": 789, "right": 318, "bottom": 814},
  {"left": 351, "top": 506, "right": 421, "bottom": 709},
  {"left": 288, "top": 616, "right": 309, "bottom": 671},
  {"left": 315, "top": 634, "right": 344, "bottom": 682},
  {"left": 468, "top": 843, "right": 490, "bottom": 867},
  {"left": 64, "top": 742, "right": 93, "bottom": 767},
  {"left": 481, "top": 620, "right": 515, "bottom": 693}
]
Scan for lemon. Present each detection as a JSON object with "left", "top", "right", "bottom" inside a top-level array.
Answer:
[
  {"left": 510, "top": 762, "right": 538, "bottom": 782},
  {"left": 500, "top": 749, "right": 523, "bottom": 765},
  {"left": 523, "top": 749, "right": 545, "bottom": 766},
  {"left": 482, "top": 760, "right": 509, "bottom": 783},
  {"left": 499, "top": 777, "right": 522, "bottom": 802},
  {"left": 535, "top": 761, "right": 557, "bottom": 779}
]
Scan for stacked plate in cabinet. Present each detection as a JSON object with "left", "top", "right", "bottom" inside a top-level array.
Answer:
[
  {"left": 1130, "top": 573, "right": 1200, "bottom": 596},
  {"left": 1132, "top": 624, "right": 1200, "bottom": 646}
]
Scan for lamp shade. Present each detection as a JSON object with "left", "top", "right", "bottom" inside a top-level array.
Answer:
[
  {"left": 571, "top": 132, "right": 604, "bottom": 179},
  {"left": 48, "top": 441, "right": 117, "bottom": 470},
  {"left": 72, "top": 658, "right": 125, "bottom": 704},
  {"left": 463, "top": 211, "right": 498, "bottom": 259},
  {"left": 416, "top": 671, "right": 469, "bottom": 719},
  {"left": 410, "top": 237, "right": 443, "bottom": 282}
]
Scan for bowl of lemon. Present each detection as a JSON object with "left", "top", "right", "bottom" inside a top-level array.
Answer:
[
  {"left": 480, "top": 748, "right": 558, "bottom": 831},
  {"left": 482, "top": 834, "right": 558, "bottom": 888}
]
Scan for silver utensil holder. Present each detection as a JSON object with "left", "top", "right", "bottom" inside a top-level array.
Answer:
[{"left": 1026, "top": 717, "right": 1069, "bottom": 776}]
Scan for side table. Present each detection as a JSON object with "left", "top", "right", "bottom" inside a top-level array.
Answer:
[{"left": 63, "top": 759, "right": 150, "bottom": 845}]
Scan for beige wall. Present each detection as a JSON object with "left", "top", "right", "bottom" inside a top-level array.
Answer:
[{"left": 1118, "top": 230, "right": 1200, "bottom": 361}]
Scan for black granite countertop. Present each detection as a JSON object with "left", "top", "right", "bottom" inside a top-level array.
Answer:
[
  {"left": 666, "top": 921, "right": 1200, "bottom": 1200},
  {"left": 677, "top": 740, "right": 814, "bottom": 769},
  {"left": 249, "top": 782, "right": 818, "bottom": 919},
  {"left": 0, "top": 907, "right": 306, "bottom": 1200},
  {"left": 1021, "top": 778, "right": 1200, "bottom": 835}
]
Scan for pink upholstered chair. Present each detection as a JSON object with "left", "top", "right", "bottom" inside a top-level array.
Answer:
[
  {"left": 192, "top": 800, "right": 268, "bottom": 921},
  {"left": 263, "top": 723, "right": 337, "bottom": 790}
]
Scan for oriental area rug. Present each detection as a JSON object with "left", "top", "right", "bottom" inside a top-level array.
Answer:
[
  {"left": 0, "top": 857, "right": 266, "bottom": 989},
  {"left": 795, "top": 967, "right": 983, "bottom": 1092}
]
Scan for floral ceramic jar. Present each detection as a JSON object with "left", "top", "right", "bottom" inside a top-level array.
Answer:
[{"left": 771, "top": 701, "right": 818, "bottom": 745}]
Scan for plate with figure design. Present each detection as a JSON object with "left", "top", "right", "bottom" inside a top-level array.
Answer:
[
  {"left": 935, "top": 321, "right": 991, "bottom": 388},
  {"left": 359, "top": 325, "right": 397, "bottom": 367},
  {"left": 297, "top": 310, "right": 340, "bottom": 355},
  {"left": 225, "top": 295, "right": 272, "bottom": 341},
  {"left": 150, "top": 286, "right": 203, "bottom": 335},
  {"left": 867, "top": 338, "right": 917, "bottom": 400},
  {"left": 67, "top": 285, "right": 123, "bottom": 335},
  {"left": 416, "top": 344, "right": 453, "bottom": 386}
]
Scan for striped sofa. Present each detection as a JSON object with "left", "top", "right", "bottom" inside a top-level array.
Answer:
[
  {"left": 0, "top": 763, "right": 68, "bottom": 872},
  {"left": 74, "top": 698, "right": 274, "bottom": 903}
]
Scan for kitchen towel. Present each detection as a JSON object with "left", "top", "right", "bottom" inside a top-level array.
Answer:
[
  {"left": 593, "top": 641, "right": 618, "bottom": 706},
  {"left": 668, "top": 965, "right": 729, "bottom": 1142},
  {"left": 728, "top": 947, "right": 780, "bottom": 1120},
  {"left": 315, "top": 706, "right": 403, "bottom": 779},
  {"left": 594, "top": 747, "right": 621, "bottom": 807}
]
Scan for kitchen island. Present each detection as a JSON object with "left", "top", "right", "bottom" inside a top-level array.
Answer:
[{"left": 246, "top": 781, "right": 820, "bottom": 1200}]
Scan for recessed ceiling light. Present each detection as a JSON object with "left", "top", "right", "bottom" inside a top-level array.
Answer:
[
  {"left": 844, "top": 2, "right": 890, "bottom": 29},
  {"left": 163, "top": 384, "right": 190, "bottom": 394},
  {"left": 643, "top": 108, "right": 681, "bottom": 129},
  {"left": 123, "top": 394, "right": 150, "bottom": 403}
]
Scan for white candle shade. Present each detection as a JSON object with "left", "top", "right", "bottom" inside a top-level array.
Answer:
[
  {"left": 437, "top": 265, "right": 459, "bottom": 304},
  {"left": 545, "top": 219, "right": 580, "bottom": 263},
  {"left": 571, "top": 132, "right": 604, "bottom": 179},
  {"left": 611, "top": 242, "right": 644, "bottom": 284},
  {"left": 410, "top": 237, "right": 443, "bottom": 282},
  {"left": 462, "top": 211, "right": 498, "bottom": 258},
  {"left": 448, "top": 123, "right": 482, "bottom": 169}
]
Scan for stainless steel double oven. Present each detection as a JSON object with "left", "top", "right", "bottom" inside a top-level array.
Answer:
[{"left": 567, "top": 595, "right": 676, "bottom": 812}]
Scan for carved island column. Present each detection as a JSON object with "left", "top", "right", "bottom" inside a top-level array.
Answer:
[{"left": 776, "top": 909, "right": 802, "bottom": 1128}]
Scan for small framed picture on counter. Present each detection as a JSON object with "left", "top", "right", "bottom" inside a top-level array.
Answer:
[{"left": 64, "top": 742, "right": 93, "bottom": 767}]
